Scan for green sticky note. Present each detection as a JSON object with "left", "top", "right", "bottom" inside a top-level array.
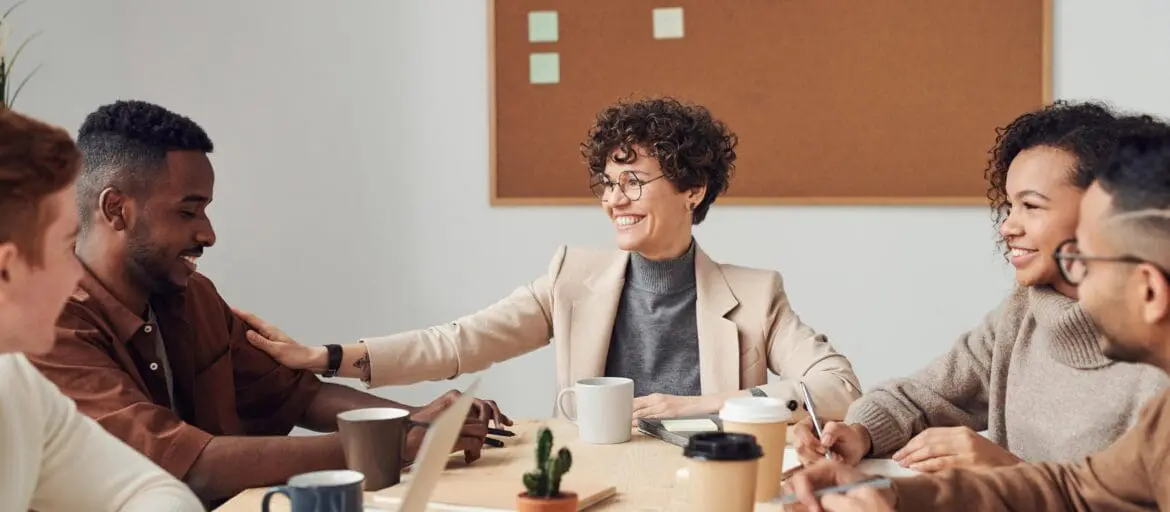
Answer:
[
  {"left": 528, "top": 11, "right": 558, "bottom": 43},
  {"left": 529, "top": 52, "right": 560, "bottom": 84}
]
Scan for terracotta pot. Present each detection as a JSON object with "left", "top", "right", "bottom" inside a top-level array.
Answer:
[{"left": 516, "top": 491, "right": 579, "bottom": 512}]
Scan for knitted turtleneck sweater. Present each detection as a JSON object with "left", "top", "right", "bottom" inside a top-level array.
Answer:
[{"left": 847, "top": 285, "right": 1170, "bottom": 463}]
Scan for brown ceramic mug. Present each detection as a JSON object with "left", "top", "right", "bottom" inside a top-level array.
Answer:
[{"left": 336, "top": 407, "right": 412, "bottom": 491}]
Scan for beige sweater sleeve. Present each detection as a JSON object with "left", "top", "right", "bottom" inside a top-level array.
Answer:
[
  {"left": 18, "top": 355, "right": 204, "bottom": 512},
  {"left": 891, "top": 390, "right": 1169, "bottom": 511},
  {"left": 757, "top": 271, "right": 862, "bottom": 421},
  {"left": 361, "top": 246, "right": 566, "bottom": 388},
  {"left": 843, "top": 295, "right": 1014, "bottom": 457}
]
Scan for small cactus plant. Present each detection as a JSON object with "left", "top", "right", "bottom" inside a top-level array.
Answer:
[{"left": 522, "top": 427, "right": 573, "bottom": 498}]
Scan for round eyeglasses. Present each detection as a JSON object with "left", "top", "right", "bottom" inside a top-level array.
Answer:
[
  {"left": 1053, "top": 238, "right": 1166, "bottom": 285},
  {"left": 589, "top": 171, "right": 666, "bottom": 202}
]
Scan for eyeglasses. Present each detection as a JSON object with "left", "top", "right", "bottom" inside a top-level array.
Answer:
[
  {"left": 589, "top": 171, "right": 666, "bottom": 202},
  {"left": 1052, "top": 238, "right": 1168, "bottom": 285}
]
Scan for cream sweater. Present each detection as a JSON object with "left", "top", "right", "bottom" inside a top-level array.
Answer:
[
  {"left": 846, "top": 285, "right": 1170, "bottom": 462},
  {"left": 0, "top": 353, "right": 203, "bottom": 512}
]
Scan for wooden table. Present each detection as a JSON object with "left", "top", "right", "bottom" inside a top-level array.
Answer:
[{"left": 214, "top": 419, "right": 831, "bottom": 512}]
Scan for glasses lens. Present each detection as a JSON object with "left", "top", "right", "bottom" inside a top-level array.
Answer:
[
  {"left": 589, "top": 179, "right": 609, "bottom": 199},
  {"left": 619, "top": 172, "right": 642, "bottom": 201}
]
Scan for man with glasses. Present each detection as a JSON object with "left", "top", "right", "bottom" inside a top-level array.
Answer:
[{"left": 784, "top": 119, "right": 1170, "bottom": 511}]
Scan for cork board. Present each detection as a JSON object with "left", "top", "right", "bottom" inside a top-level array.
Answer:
[{"left": 489, "top": 0, "right": 1052, "bottom": 205}]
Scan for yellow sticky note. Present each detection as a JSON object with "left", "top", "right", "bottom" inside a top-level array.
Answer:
[
  {"left": 529, "top": 52, "right": 560, "bottom": 84},
  {"left": 528, "top": 11, "right": 558, "bottom": 43},
  {"left": 653, "top": 7, "right": 684, "bottom": 40},
  {"left": 661, "top": 419, "right": 718, "bottom": 432}
]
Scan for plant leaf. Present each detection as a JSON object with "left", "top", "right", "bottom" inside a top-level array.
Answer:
[
  {"left": 5, "top": 30, "right": 42, "bottom": 77},
  {"left": 8, "top": 61, "right": 41, "bottom": 107},
  {"left": 2, "top": 0, "right": 34, "bottom": 23}
]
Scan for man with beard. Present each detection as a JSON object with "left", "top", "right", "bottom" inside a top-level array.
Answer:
[
  {"left": 28, "top": 100, "right": 510, "bottom": 505},
  {"left": 784, "top": 118, "right": 1170, "bottom": 511}
]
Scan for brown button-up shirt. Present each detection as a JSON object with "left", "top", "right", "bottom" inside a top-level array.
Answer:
[{"left": 29, "top": 268, "right": 322, "bottom": 479}]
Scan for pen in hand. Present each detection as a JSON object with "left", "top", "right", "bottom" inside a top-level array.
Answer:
[{"left": 799, "top": 381, "right": 833, "bottom": 461}]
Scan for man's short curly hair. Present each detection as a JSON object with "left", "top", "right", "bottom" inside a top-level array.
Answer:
[
  {"left": 0, "top": 109, "right": 81, "bottom": 266},
  {"left": 76, "top": 100, "right": 213, "bottom": 231},
  {"left": 581, "top": 97, "right": 738, "bottom": 224},
  {"left": 1097, "top": 116, "right": 1170, "bottom": 213},
  {"left": 986, "top": 100, "right": 1121, "bottom": 250}
]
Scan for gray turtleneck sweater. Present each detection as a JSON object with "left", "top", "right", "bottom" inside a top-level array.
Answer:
[
  {"left": 604, "top": 242, "right": 701, "bottom": 398},
  {"left": 846, "top": 285, "right": 1170, "bottom": 463}
]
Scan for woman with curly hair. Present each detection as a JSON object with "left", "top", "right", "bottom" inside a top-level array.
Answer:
[
  {"left": 235, "top": 97, "right": 863, "bottom": 422},
  {"left": 793, "top": 101, "right": 1170, "bottom": 473}
]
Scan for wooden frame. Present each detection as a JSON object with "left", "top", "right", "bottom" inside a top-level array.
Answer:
[{"left": 487, "top": 0, "right": 1054, "bottom": 207}]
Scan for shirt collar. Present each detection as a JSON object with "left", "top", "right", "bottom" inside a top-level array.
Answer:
[{"left": 75, "top": 266, "right": 151, "bottom": 344}]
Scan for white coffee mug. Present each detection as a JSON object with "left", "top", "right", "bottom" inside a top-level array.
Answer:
[{"left": 555, "top": 377, "right": 634, "bottom": 444}]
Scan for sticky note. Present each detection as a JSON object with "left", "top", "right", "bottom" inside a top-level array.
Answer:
[
  {"left": 653, "top": 7, "right": 684, "bottom": 40},
  {"left": 661, "top": 419, "right": 718, "bottom": 432},
  {"left": 529, "top": 52, "right": 560, "bottom": 84},
  {"left": 528, "top": 11, "right": 558, "bottom": 43}
]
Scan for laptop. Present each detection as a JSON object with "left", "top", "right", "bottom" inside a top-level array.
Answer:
[{"left": 392, "top": 377, "right": 483, "bottom": 512}]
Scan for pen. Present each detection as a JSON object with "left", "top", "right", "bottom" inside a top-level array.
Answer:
[
  {"left": 771, "top": 477, "right": 892, "bottom": 505},
  {"left": 799, "top": 381, "right": 832, "bottom": 460}
]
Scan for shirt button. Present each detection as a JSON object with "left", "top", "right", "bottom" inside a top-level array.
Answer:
[
  {"left": 149, "top": 362, "right": 159, "bottom": 371},
  {"left": 144, "top": 325, "right": 154, "bottom": 334}
]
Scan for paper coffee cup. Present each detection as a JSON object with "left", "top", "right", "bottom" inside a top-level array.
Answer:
[
  {"left": 719, "top": 397, "right": 793, "bottom": 502},
  {"left": 676, "top": 432, "right": 763, "bottom": 512}
]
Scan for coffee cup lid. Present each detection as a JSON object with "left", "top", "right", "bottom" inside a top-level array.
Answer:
[
  {"left": 683, "top": 432, "right": 763, "bottom": 461},
  {"left": 718, "top": 397, "right": 793, "bottom": 424}
]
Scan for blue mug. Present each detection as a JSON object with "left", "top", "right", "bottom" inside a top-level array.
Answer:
[{"left": 261, "top": 469, "right": 364, "bottom": 512}]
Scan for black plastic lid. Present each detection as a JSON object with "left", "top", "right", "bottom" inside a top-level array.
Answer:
[{"left": 682, "top": 432, "right": 763, "bottom": 461}]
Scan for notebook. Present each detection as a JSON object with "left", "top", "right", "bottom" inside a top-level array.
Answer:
[{"left": 636, "top": 415, "right": 723, "bottom": 447}]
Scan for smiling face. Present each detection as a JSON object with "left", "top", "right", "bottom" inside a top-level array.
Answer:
[
  {"left": 596, "top": 146, "right": 704, "bottom": 260},
  {"left": 999, "top": 146, "right": 1085, "bottom": 295},
  {"left": 122, "top": 151, "right": 216, "bottom": 294}
]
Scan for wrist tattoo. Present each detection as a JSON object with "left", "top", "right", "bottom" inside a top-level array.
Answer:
[{"left": 353, "top": 352, "right": 371, "bottom": 382}]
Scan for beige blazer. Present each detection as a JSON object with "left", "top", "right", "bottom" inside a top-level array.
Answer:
[{"left": 363, "top": 244, "right": 862, "bottom": 420}]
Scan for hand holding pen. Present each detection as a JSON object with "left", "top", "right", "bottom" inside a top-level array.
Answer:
[{"left": 792, "top": 384, "right": 873, "bottom": 467}]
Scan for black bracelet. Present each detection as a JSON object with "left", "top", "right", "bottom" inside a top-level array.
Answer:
[{"left": 322, "top": 344, "right": 343, "bottom": 377}]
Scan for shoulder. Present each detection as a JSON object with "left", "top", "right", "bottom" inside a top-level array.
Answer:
[
  {"left": 185, "top": 271, "right": 225, "bottom": 301},
  {"left": 0, "top": 353, "right": 42, "bottom": 395},
  {"left": 546, "top": 245, "right": 627, "bottom": 279},
  {"left": 558, "top": 245, "right": 626, "bottom": 265},
  {"left": 0, "top": 353, "right": 29, "bottom": 381},
  {"left": 702, "top": 251, "right": 786, "bottom": 301},
  {"left": 181, "top": 272, "right": 233, "bottom": 318},
  {"left": 978, "top": 285, "right": 1033, "bottom": 337}
]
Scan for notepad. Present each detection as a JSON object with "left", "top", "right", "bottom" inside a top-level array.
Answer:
[
  {"left": 637, "top": 415, "right": 723, "bottom": 447},
  {"left": 661, "top": 419, "right": 718, "bottom": 432}
]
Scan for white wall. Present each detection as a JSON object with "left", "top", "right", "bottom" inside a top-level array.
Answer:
[{"left": 11, "top": 0, "right": 1170, "bottom": 420}]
